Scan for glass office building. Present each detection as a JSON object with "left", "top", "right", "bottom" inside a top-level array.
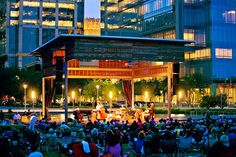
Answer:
[
  {"left": 101, "top": 0, "right": 236, "bottom": 103},
  {"left": 0, "top": 0, "right": 6, "bottom": 56},
  {"left": 6, "top": 0, "right": 84, "bottom": 68}
]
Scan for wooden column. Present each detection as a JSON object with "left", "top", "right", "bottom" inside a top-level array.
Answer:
[
  {"left": 167, "top": 62, "right": 173, "bottom": 118},
  {"left": 42, "top": 77, "right": 45, "bottom": 118},
  {"left": 131, "top": 79, "right": 134, "bottom": 109}
]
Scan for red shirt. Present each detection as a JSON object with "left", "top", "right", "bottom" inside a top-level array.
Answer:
[{"left": 72, "top": 142, "right": 98, "bottom": 157}]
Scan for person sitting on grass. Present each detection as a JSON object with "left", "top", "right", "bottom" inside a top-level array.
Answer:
[{"left": 28, "top": 142, "right": 43, "bottom": 157}]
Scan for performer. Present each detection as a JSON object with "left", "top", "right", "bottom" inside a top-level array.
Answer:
[
  {"left": 100, "top": 108, "right": 107, "bottom": 120},
  {"left": 135, "top": 108, "right": 143, "bottom": 120},
  {"left": 149, "top": 103, "right": 155, "bottom": 119}
]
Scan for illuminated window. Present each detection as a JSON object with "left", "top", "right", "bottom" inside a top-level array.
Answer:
[
  {"left": 100, "top": 23, "right": 105, "bottom": 29},
  {"left": 77, "top": 22, "right": 83, "bottom": 28},
  {"left": 23, "top": 1, "right": 40, "bottom": 7},
  {"left": 184, "top": 29, "right": 194, "bottom": 40},
  {"left": 108, "top": 0, "right": 117, "bottom": 3},
  {"left": 11, "top": 2, "right": 19, "bottom": 8},
  {"left": 107, "top": 6, "right": 118, "bottom": 12},
  {"left": 184, "top": 0, "right": 204, "bottom": 4},
  {"left": 150, "top": 30, "right": 176, "bottom": 39},
  {"left": 59, "top": 3, "right": 74, "bottom": 9},
  {"left": 124, "top": 8, "right": 135, "bottom": 13},
  {"left": 23, "top": 19, "right": 38, "bottom": 25},
  {"left": 43, "top": 2, "right": 56, "bottom": 8},
  {"left": 185, "top": 48, "right": 211, "bottom": 60},
  {"left": 10, "top": 11, "right": 19, "bottom": 17},
  {"left": 10, "top": 20, "right": 18, "bottom": 25},
  {"left": 223, "top": 10, "right": 236, "bottom": 24},
  {"left": 42, "top": 21, "right": 55, "bottom": 26},
  {"left": 107, "top": 24, "right": 119, "bottom": 29},
  {"left": 100, "top": 6, "right": 105, "bottom": 11},
  {"left": 215, "top": 48, "right": 232, "bottom": 59},
  {"left": 58, "top": 21, "right": 73, "bottom": 27}
]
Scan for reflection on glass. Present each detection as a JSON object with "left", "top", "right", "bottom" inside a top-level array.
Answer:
[{"left": 23, "top": 1, "right": 40, "bottom": 7}]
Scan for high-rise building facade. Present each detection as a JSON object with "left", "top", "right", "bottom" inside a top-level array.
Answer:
[
  {"left": 6, "top": 0, "right": 84, "bottom": 68},
  {"left": 101, "top": 0, "right": 236, "bottom": 103},
  {"left": 84, "top": 18, "right": 101, "bottom": 36},
  {"left": 0, "top": 0, "right": 6, "bottom": 56},
  {"left": 101, "top": 0, "right": 141, "bottom": 36}
]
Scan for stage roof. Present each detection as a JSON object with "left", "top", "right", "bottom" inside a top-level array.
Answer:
[{"left": 32, "top": 34, "right": 194, "bottom": 62}]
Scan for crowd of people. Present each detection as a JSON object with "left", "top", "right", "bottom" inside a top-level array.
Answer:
[{"left": 0, "top": 108, "right": 236, "bottom": 157}]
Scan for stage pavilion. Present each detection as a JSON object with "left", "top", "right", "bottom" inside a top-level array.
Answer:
[{"left": 32, "top": 34, "right": 193, "bottom": 123}]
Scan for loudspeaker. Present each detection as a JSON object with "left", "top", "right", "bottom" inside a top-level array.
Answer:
[
  {"left": 55, "top": 59, "right": 63, "bottom": 83},
  {"left": 56, "top": 71, "right": 63, "bottom": 83},
  {"left": 173, "top": 63, "right": 180, "bottom": 74},
  {"left": 56, "top": 59, "right": 63, "bottom": 72},
  {"left": 55, "top": 82, "right": 62, "bottom": 95},
  {"left": 172, "top": 63, "right": 180, "bottom": 95},
  {"left": 172, "top": 73, "right": 179, "bottom": 85}
]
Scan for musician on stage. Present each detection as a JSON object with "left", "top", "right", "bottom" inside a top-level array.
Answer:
[{"left": 149, "top": 103, "right": 155, "bottom": 119}]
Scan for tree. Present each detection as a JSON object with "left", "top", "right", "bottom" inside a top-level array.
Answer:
[
  {"left": 200, "top": 94, "right": 227, "bottom": 109},
  {"left": 0, "top": 67, "right": 22, "bottom": 99},
  {"left": 0, "top": 55, "right": 7, "bottom": 69},
  {"left": 179, "top": 74, "right": 206, "bottom": 104},
  {"left": 82, "top": 79, "right": 119, "bottom": 102},
  {"left": 154, "top": 78, "right": 167, "bottom": 98},
  {"left": 0, "top": 67, "right": 42, "bottom": 103}
]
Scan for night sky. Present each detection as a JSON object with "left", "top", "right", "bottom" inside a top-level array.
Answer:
[{"left": 84, "top": 0, "right": 100, "bottom": 18}]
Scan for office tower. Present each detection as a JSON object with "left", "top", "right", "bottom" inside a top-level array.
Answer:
[
  {"left": 101, "top": 0, "right": 236, "bottom": 103},
  {"left": 6, "top": 0, "right": 84, "bottom": 68}
]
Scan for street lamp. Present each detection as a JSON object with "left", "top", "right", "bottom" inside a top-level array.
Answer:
[
  {"left": 145, "top": 91, "right": 148, "bottom": 108},
  {"left": 79, "top": 88, "right": 82, "bottom": 107},
  {"left": 220, "top": 87, "right": 223, "bottom": 109},
  {"left": 61, "top": 84, "right": 64, "bottom": 103},
  {"left": 178, "top": 91, "right": 182, "bottom": 107},
  {"left": 31, "top": 90, "right": 35, "bottom": 112},
  {"left": 96, "top": 85, "right": 100, "bottom": 107},
  {"left": 71, "top": 91, "right": 75, "bottom": 109},
  {"left": 109, "top": 91, "right": 113, "bottom": 109},
  {"left": 23, "top": 84, "right": 27, "bottom": 111},
  {"left": 160, "top": 90, "right": 165, "bottom": 108}
]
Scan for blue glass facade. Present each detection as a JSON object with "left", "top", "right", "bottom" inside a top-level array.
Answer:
[
  {"left": 211, "top": 0, "right": 236, "bottom": 79},
  {"left": 101, "top": 0, "right": 236, "bottom": 102},
  {"left": 6, "top": 0, "right": 84, "bottom": 68}
]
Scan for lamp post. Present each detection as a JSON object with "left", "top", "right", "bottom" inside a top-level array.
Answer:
[
  {"left": 31, "top": 91, "right": 35, "bottom": 112},
  {"left": 220, "top": 87, "right": 223, "bottom": 109},
  {"left": 96, "top": 85, "right": 100, "bottom": 107},
  {"left": 61, "top": 84, "right": 64, "bottom": 103},
  {"left": 79, "top": 88, "right": 82, "bottom": 107},
  {"left": 178, "top": 91, "right": 182, "bottom": 108},
  {"left": 23, "top": 84, "right": 27, "bottom": 111},
  {"left": 109, "top": 91, "right": 113, "bottom": 110},
  {"left": 71, "top": 91, "right": 75, "bottom": 109},
  {"left": 145, "top": 91, "right": 148, "bottom": 108}
]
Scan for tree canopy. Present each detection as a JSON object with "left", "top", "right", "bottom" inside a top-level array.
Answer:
[{"left": 200, "top": 94, "right": 227, "bottom": 109}]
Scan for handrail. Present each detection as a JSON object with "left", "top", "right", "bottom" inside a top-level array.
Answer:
[{"left": 190, "top": 110, "right": 236, "bottom": 118}]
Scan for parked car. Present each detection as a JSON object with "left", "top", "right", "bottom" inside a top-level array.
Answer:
[
  {"left": 112, "top": 103, "right": 122, "bottom": 108},
  {"left": 102, "top": 103, "right": 109, "bottom": 108},
  {"left": 134, "top": 101, "right": 145, "bottom": 107}
]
